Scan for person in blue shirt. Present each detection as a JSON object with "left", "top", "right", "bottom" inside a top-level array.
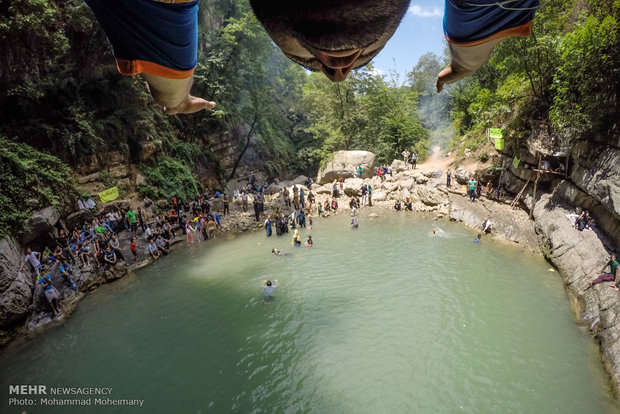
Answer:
[
  {"left": 264, "top": 215, "right": 272, "bottom": 237},
  {"left": 59, "top": 260, "right": 77, "bottom": 291},
  {"left": 103, "top": 246, "right": 117, "bottom": 272},
  {"left": 40, "top": 273, "right": 62, "bottom": 317},
  {"left": 473, "top": 234, "right": 482, "bottom": 243}
]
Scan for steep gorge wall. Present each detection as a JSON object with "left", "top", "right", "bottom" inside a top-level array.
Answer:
[{"left": 495, "top": 134, "right": 620, "bottom": 394}]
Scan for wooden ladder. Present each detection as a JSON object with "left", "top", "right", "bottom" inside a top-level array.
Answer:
[{"left": 510, "top": 174, "right": 532, "bottom": 208}]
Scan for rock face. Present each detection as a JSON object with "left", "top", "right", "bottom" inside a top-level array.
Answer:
[
  {"left": 316, "top": 151, "right": 375, "bottom": 184},
  {"left": 0, "top": 237, "right": 35, "bottom": 326},
  {"left": 533, "top": 183, "right": 620, "bottom": 393},
  {"left": 19, "top": 207, "right": 60, "bottom": 245},
  {"left": 65, "top": 210, "right": 93, "bottom": 231}
]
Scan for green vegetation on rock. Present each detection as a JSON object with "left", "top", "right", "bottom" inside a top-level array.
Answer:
[{"left": 0, "top": 135, "right": 76, "bottom": 237}]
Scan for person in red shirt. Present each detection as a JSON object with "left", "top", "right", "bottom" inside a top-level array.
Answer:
[{"left": 130, "top": 238, "right": 138, "bottom": 261}]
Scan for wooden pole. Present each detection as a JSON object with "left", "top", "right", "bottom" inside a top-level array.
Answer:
[{"left": 530, "top": 152, "right": 542, "bottom": 219}]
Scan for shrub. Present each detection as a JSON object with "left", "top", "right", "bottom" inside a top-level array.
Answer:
[
  {"left": 0, "top": 136, "right": 77, "bottom": 237},
  {"left": 141, "top": 157, "right": 200, "bottom": 201}
]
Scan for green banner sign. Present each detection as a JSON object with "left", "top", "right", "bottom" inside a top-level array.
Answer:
[
  {"left": 98, "top": 186, "right": 119, "bottom": 202},
  {"left": 489, "top": 128, "right": 503, "bottom": 139}
]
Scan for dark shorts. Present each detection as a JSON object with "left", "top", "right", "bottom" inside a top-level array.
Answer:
[
  {"left": 444, "top": 0, "right": 539, "bottom": 45},
  {"left": 84, "top": 0, "right": 199, "bottom": 79},
  {"left": 130, "top": 222, "right": 138, "bottom": 231}
]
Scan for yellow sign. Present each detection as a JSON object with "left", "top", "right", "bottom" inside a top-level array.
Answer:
[
  {"left": 489, "top": 128, "right": 503, "bottom": 139},
  {"left": 98, "top": 186, "right": 119, "bottom": 202}
]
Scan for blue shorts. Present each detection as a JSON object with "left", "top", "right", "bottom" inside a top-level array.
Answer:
[
  {"left": 444, "top": 0, "right": 539, "bottom": 45},
  {"left": 84, "top": 0, "right": 199, "bottom": 79}
]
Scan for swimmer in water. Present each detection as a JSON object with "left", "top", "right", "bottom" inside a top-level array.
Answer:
[
  {"left": 473, "top": 233, "right": 481, "bottom": 243},
  {"left": 305, "top": 235, "right": 313, "bottom": 246},
  {"left": 272, "top": 248, "right": 283, "bottom": 255},
  {"left": 351, "top": 214, "right": 359, "bottom": 228},
  {"left": 431, "top": 225, "right": 437, "bottom": 235}
]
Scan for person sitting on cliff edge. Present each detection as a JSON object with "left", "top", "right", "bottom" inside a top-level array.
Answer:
[
  {"left": 588, "top": 254, "right": 619, "bottom": 288},
  {"left": 83, "top": 0, "right": 539, "bottom": 114}
]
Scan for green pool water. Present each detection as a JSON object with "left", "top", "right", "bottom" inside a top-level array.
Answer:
[{"left": 1, "top": 210, "right": 618, "bottom": 413}]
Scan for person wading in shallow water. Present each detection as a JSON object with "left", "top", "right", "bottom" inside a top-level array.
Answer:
[{"left": 262, "top": 279, "right": 278, "bottom": 303}]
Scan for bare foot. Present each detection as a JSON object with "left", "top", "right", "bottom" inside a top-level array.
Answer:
[
  {"left": 164, "top": 96, "right": 216, "bottom": 115},
  {"left": 436, "top": 63, "right": 473, "bottom": 93}
]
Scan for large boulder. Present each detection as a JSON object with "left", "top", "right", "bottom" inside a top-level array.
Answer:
[
  {"left": 65, "top": 209, "right": 93, "bottom": 230},
  {"left": 98, "top": 199, "right": 131, "bottom": 215},
  {"left": 382, "top": 181, "right": 399, "bottom": 192},
  {"left": 372, "top": 191, "right": 387, "bottom": 202},
  {"left": 0, "top": 237, "right": 35, "bottom": 327},
  {"left": 415, "top": 187, "right": 444, "bottom": 206},
  {"left": 391, "top": 160, "right": 408, "bottom": 173},
  {"left": 291, "top": 175, "right": 310, "bottom": 186},
  {"left": 316, "top": 185, "right": 332, "bottom": 195},
  {"left": 19, "top": 207, "right": 61, "bottom": 245},
  {"left": 343, "top": 178, "right": 364, "bottom": 196},
  {"left": 454, "top": 167, "right": 471, "bottom": 185},
  {"left": 400, "top": 179, "right": 414, "bottom": 190},
  {"left": 316, "top": 151, "right": 376, "bottom": 184}
]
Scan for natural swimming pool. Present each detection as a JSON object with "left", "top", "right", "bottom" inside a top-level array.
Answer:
[{"left": 1, "top": 210, "right": 618, "bottom": 413}]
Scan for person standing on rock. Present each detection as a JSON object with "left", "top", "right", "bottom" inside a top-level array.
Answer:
[
  {"left": 402, "top": 149, "right": 410, "bottom": 166},
  {"left": 361, "top": 183, "right": 368, "bottom": 207},
  {"left": 242, "top": 191, "right": 249, "bottom": 212},
  {"left": 587, "top": 254, "right": 618, "bottom": 287},
  {"left": 332, "top": 180, "right": 339, "bottom": 198},
  {"left": 300, "top": 188, "right": 305, "bottom": 209},
  {"left": 253, "top": 198, "right": 260, "bottom": 222},
  {"left": 19, "top": 248, "right": 42, "bottom": 275},
  {"left": 223, "top": 194, "right": 230, "bottom": 215},
  {"left": 412, "top": 152, "right": 418, "bottom": 169},
  {"left": 126, "top": 206, "right": 138, "bottom": 238},
  {"left": 40, "top": 273, "right": 62, "bottom": 317},
  {"left": 257, "top": 191, "right": 265, "bottom": 214},
  {"left": 468, "top": 177, "right": 477, "bottom": 202},
  {"left": 446, "top": 169, "right": 452, "bottom": 187},
  {"left": 137, "top": 207, "right": 146, "bottom": 233}
]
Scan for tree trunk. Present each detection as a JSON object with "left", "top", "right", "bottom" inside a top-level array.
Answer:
[{"left": 227, "top": 113, "right": 258, "bottom": 182}]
